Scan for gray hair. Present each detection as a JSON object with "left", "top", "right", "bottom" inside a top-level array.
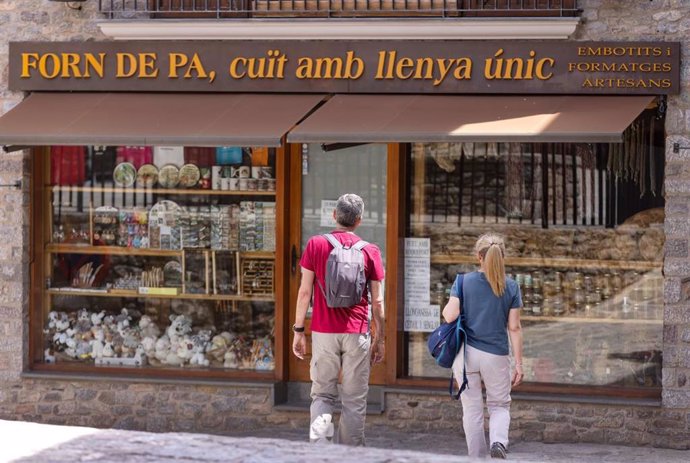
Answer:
[{"left": 335, "top": 194, "right": 364, "bottom": 228}]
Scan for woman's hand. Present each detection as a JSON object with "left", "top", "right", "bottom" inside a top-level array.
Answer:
[{"left": 512, "top": 364, "right": 523, "bottom": 387}]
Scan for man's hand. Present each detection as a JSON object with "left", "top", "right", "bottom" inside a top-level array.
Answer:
[
  {"left": 293, "top": 332, "right": 307, "bottom": 360},
  {"left": 370, "top": 339, "right": 385, "bottom": 365}
]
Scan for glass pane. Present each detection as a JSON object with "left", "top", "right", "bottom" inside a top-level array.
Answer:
[
  {"left": 42, "top": 145, "right": 276, "bottom": 372},
  {"left": 404, "top": 134, "right": 664, "bottom": 389},
  {"left": 300, "top": 143, "right": 387, "bottom": 258}
]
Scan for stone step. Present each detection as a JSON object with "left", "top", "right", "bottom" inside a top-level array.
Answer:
[{"left": 273, "top": 381, "right": 385, "bottom": 415}]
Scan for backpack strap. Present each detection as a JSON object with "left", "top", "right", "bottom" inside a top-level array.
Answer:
[
  {"left": 323, "top": 233, "right": 342, "bottom": 249},
  {"left": 352, "top": 240, "right": 369, "bottom": 251},
  {"left": 449, "top": 273, "right": 468, "bottom": 400}
]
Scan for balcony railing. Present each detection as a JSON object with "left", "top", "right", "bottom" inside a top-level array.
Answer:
[{"left": 98, "top": 1, "right": 580, "bottom": 19}]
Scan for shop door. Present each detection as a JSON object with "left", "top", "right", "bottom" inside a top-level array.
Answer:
[{"left": 288, "top": 143, "right": 388, "bottom": 384}]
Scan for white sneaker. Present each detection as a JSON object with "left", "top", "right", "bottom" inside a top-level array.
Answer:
[{"left": 309, "top": 414, "right": 334, "bottom": 443}]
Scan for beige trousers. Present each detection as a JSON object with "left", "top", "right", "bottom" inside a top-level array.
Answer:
[
  {"left": 453, "top": 344, "right": 512, "bottom": 458},
  {"left": 309, "top": 331, "right": 371, "bottom": 446}
]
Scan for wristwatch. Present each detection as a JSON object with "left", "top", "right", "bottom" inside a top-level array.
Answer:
[{"left": 293, "top": 324, "right": 305, "bottom": 333}]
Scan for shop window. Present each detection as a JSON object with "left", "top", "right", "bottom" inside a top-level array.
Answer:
[
  {"left": 403, "top": 110, "right": 664, "bottom": 392},
  {"left": 35, "top": 145, "right": 277, "bottom": 375}
]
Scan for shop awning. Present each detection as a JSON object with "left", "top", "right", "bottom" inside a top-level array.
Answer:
[
  {"left": 287, "top": 95, "right": 655, "bottom": 143},
  {"left": 0, "top": 92, "right": 325, "bottom": 148}
]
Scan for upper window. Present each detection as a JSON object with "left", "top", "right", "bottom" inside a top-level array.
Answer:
[{"left": 99, "top": 0, "right": 580, "bottom": 19}]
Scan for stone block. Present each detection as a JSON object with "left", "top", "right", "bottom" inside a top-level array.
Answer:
[
  {"left": 666, "top": 239, "right": 689, "bottom": 258},
  {"left": 543, "top": 424, "right": 578, "bottom": 443},
  {"left": 662, "top": 389, "right": 690, "bottom": 408}
]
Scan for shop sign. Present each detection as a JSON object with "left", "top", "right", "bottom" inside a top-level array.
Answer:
[{"left": 9, "top": 41, "right": 680, "bottom": 95}]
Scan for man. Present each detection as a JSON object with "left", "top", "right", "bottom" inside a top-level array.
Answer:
[{"left": 292, "top": 193, "right": 385, "bottom": 446}]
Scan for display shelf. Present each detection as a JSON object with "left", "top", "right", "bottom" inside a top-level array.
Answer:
[
  {"left": 47, "top": 288, "right": 273, "bottom": 302},
  {"left": 45, "top": 244, "right": 275, "bottom": 259},
  {"left": 430, "top": 254, "right": 660, "bottom": 271},
  {"left": 521, "top": 315, "right": 662, "bottom": 325},
  {"left": 48, "top": 185, "right": 275, "bottom": 197}
]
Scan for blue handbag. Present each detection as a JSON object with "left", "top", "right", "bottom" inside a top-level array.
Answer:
[{"left": 427, "top": 274, "right": 468, "bottom": 399}]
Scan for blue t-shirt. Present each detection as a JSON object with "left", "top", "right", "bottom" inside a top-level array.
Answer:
[{"left": 450, "top": 271, "right": 522, "bottom": 356}]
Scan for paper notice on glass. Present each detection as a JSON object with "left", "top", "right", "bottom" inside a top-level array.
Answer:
[
  {"left": 320, "top": 200, "right": 338, "bottom": 228},
  {"left": 404, "top": 304, "right": 440, "bottom": 332},
  {"left": 404, "top": 238, "right": 431, "bottom": 304}
]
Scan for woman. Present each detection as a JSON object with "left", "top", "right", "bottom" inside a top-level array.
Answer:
[{"left": 442, "top": 233, "right": 523, "bottom": 459}]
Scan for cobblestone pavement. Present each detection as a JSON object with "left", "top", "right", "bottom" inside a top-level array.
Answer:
[{"left": 2, "top": 419, "right": 688, "bottom": 463}]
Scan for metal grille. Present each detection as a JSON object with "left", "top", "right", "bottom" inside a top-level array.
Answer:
[
  {"left": 99, "top": 0, "right": 580, "bottom": 19},
  {"left": 415, "top": 110, "right": 665, "bottom": 228}
]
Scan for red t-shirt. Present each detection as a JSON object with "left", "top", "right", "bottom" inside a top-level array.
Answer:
[{"left": 300, "top": 231, "right": 385, "bottom": 334}]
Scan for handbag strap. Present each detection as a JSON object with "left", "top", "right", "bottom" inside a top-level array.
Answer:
[{"left": 449, "top": 273, "right": 468, "bottom": 400}]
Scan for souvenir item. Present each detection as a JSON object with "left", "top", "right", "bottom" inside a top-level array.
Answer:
[
  {"left": 116, "top": 146, "right": 153, "bottom": 169},
  {"left": 158, "top": 164, "right": 180, "bottom": 189},
  {"left": 93, "top": 206, "right": 119, "bottom": 246},
  {"left": 211, "top": 166, "right": 222, "bottom": 190},
  {"left": 250, "top": 147, "right": 269, "bottom": 166},
  {"left": 163, "top": 260, "right": 183, "bottom": 287},
  {"left": 153, "top": 146, "right": 184, "bottom": 167},
  {"left": 148, "top": 200, "right": 182, "bottom": 249},
  {"left": 251, "top": 167, "right": 273, "bottom": 179},
  {"left": 136, "top": 164, "right": 159, "bottom": 187},
  {"left": 113, "top": 162, "right": 136, "bottom": 187},
  {"left": 231, "top": 166, "right": 250, "bottom": 178},
  {"left": 199, "top": 167, "right": 211, "bottom": 189},
  {"left": 216, "top": 146, "right": 243, "bottom": 165},
  {"left": 178, "top": 164, "right": 201, "bottom": 188}
]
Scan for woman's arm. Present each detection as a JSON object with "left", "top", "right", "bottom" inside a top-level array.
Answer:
[
  {"left": 442, "top": 296, "right": 461, "bottom": 323},
  {"left": 508, "top": 308, "right": 523, "bottom": 387}
]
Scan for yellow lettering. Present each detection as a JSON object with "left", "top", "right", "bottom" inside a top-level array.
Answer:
[
  {"left": 116, "top": 53, "right": 138, "bottom": 78},
  {"left": 296, "top": 57, "right": 313, "bottom": 79},
  {"left": 314, "top": 57, "right": 344, "bottom": 79},
  {"left": 395, "top": 57, "right": 414, "bottom": 80},
  {"left": 83, "top": 53, "right": 105, "bottom": 78},
  {"left": 535, "top": 58, "right": 555, "bottom": 80},
  {"left": 38, "top": 53, "right": 60, "bottom": 79},
  {"left": 139, "top": 53, "right": 158, "bottom": 78},
  {"left": 168, "top": 53, "right": 188, "bottom": 78},
  {"left": 20, "top": 53, "right": 40, "bottom": 78},
  {"left": 229, "top": 57, "right": 247, "bottom": 78},
  {"left": 484, "top": 49, "right": 504, "bottom": 80},
  {"left": 452, "top": 58, "right": 472, "bottom": 81}
]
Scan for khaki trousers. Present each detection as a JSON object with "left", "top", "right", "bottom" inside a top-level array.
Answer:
[
  {"left": 310, "top": 331, "right": 371, "bottom": 446},
  {"left": 453, "top": 344, "right": 512, "bottom": 458}
]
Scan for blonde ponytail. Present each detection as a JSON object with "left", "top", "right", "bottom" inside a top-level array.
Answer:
[{"left": 474, "top": 233, "right": 506, "bottom": 297}]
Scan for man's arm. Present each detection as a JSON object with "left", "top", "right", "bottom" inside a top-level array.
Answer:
[
  {"left": 292, "top": 268, "right": 314, "bottom": 360},
  {"left": 369, "top": 280, "right": 385, "bottom": 364},
  {"left": 508, "top": 308, "right": 523, "bottom": 387}
]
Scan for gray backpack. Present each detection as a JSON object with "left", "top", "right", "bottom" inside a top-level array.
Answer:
[{"left": 316, "top": 233, "right": 369, "bottom": 308}]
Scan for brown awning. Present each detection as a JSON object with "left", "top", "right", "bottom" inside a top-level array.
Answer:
[
  {"left": 0, "top": 92, "right": 325, "bottom": 147},
  {"left": 288, "top": 95, "right": 655, "bottom": 143}
]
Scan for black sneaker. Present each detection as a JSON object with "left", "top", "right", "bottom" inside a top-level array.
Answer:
[{"left": 490, "top": 442, "right": 507, "bottom": 459}]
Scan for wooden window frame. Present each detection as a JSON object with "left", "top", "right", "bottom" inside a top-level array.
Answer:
[{"left": 29, "top": 146, "right": 289, "bottom": 381}]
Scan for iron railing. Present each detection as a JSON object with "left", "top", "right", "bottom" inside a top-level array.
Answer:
[{"left": 98, "top": 0, "right": 580, "bottom": 19}]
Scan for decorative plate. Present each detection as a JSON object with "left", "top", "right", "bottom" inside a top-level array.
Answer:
[
  {"left": 178, "top": 164, "right": 201, "bottom": 188},
  {"left": 113, "top": 162, "right": 136, "bottom": 187},
  {"left": 136, "top": 164, "right": 159, "bottom": 188},
  {"left": 158, "top": 164, "right": 180, "bottom": 189}
]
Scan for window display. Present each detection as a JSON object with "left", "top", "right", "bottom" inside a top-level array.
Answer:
[
  {"left": 39, "top": 145, "right": 277, "bottom": 373},
  {"left": 404, "top": 126, "right": 665, "bottom": 390}
]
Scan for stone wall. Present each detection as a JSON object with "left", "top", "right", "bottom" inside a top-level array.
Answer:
[{"left": 0, "top": 0, "right": 690, "bottom": 450}]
